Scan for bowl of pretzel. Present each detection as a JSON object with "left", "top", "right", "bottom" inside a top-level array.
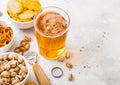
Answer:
[
  {"left": 0, "top": 19, "right": 15, "bottom": 53},
  {"left": 6, "top": 0, "right": 42, "bottom": 29}
]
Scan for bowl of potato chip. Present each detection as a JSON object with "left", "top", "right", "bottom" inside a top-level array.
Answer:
[
  {"left": 6, "top": 0, "right": 42, "bottom": 29},
  {"left": 0, "top": 19, "right": 15, "bottom": 53}
]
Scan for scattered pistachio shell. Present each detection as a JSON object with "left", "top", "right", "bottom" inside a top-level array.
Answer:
[
  {"left": 57, "top": 56, "right": 65, "bottom": 62},
  {"left": 66, "top": 61, "right": 73, "bottom": 68},
  {"left": 65, "top": 51, "right": 70, "bottom": 59},
  {"left": 68, "top": 73, "right": 73, "bottom": 81}
]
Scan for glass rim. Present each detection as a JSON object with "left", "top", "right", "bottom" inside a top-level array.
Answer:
[{"left": 34, "top": 6, "right": 70, "bottom": 38}]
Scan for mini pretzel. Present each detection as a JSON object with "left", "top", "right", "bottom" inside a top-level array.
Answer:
[
  {"left": 20, "top": 40, "right": 29, "bottom": 46},
  {"left": 14, "top": 47, "right": 21, "bottom": 53},
  {"left": 0, "top": 41, "right": 6, "bottom": 47},
  {"left": 14, "top": 47, "right": 24, "bottom": 55},
  {"left": 0, "top": 25, "right": 13, "bottom": 47},
  {"left": 14, "top": 36, "right": 31, "bottom": 56},
  {"left": 20, "top": 44, "right": 30, "bottom": 51},
  {"left": 20, "top": 40, "right": 30, "bottom": 51}
]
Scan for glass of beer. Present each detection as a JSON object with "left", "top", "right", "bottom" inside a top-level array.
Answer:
[{"left": 34, "top": 6, "right": 70, "bottom": 59}]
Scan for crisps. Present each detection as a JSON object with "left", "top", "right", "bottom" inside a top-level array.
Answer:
[
  {"left": 9, "top": 13, "right": 19, "bottom": 21},
  {"left": 18, "top": 0, "right": 39, "bottom": 4},
  {"left": 18, "top": 10, "right": 34, "bottom": 21},
  {"left": 7, "top": 0, "right": 41, "bottom": 22},
  {"left": 7, "top": 0, "right": 23, "bottom": 14},
  {"left": 24, "top": 0, "right": 41, "bottom": 11}
]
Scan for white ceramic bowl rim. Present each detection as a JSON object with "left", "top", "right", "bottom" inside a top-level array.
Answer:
[
  {"left": 0, "top": 52, "right": 30, "bottom": 85},
  {"left": 0, "top": 19, "right": 15, "bottom": 50}
]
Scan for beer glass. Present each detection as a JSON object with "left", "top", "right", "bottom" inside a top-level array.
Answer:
[{"left": 34, "top": 6, "right": 70, "bottom": 59}]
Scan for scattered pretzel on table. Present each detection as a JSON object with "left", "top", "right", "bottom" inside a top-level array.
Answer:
[{"left": 14, "top": 36, "right": 31, "bottom": 55}]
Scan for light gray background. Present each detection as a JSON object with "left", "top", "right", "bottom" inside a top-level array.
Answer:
[{"left": 0, "top": 0, "right": 120, "bottom": 85}]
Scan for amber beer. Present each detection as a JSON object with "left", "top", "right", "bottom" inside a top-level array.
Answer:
[{"left": 34, "top": 7, "right": 70, "bottom": 59}]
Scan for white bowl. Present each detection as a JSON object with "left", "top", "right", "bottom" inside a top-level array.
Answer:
[
  {"left": 5, "top": 4, "right": 34, "bottom": 29},
  {"left": 6, "top": 12, "right": 34, "bottom": 29},
  {"left": 0, "top": 19, "right": 15, "bottom": 53},
  {"left": 0, "top": 52, "right": 30, "bottom": 85}
]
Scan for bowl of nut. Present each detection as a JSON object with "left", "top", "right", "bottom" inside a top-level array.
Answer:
[
  {"left": 6, "top": 0, "right": 42, "bottom": 29},
  {"left": 0, "top": 19, "right": 15, "bottom": 53},
  {"left": 0, "top": 52, "right": 30, "bottom": 85}
]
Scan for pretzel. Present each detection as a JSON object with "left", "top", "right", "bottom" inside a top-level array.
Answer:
[
  {"left": 14, "top": 36, "right": 31, "bottom": 56},
  {"left": 20, "top": 44, "right": 30, "bottom": 51},
  {"left": 14, "top": 47, "right": 21, "bottom": 53},
  {"left": 20, "top": 40, "right": 29, "bottom": 46},
  {"left": 14, "top": 47, "right": 24, "bottom": 55},
  {"left": 0, "top": 24, "right": 13, "bottom": 47}
]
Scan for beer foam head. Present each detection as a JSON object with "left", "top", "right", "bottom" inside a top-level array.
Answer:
[{"left": 36, "top": 12, "right": 67, "bottom": 36}]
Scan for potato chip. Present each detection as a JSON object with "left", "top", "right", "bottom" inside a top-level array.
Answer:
[
  {"left": 18, "top": 10, "right": 34, "bottom": 20},
  {"left": 7, "top": 0, "right": 41, "bottom": 22},
  {"left": 18, "top": 0, "right": 39, "bottom": 4},
  {"left": 7, "top": 0, "right": 23, "bottom": 14},
  {"left": 24, "top": 0, "right": 41, "bottom": 11},
  {"left": 8, "top": 13, "right": 20, "bottom": 21},
  {"left": 17, "top": 0, "right": 25, "bottom": 3},
  {"left": 19, "top": 18, "right": 32, "bottom": 22}
]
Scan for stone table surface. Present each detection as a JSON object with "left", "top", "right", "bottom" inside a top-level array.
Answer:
[{"left": 0, "top": 0, "right": 120, "bottom": 85}]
